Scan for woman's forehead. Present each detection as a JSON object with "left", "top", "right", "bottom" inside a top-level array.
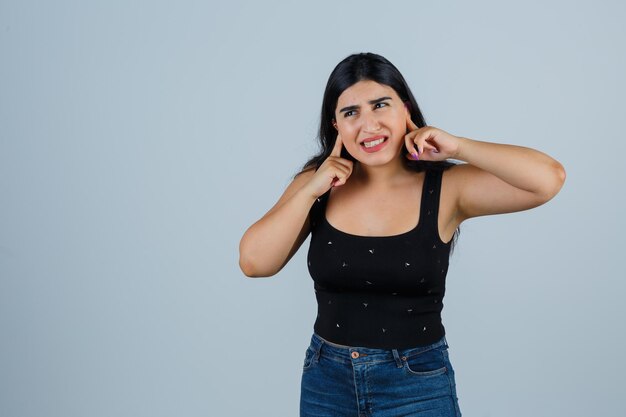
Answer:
[{"left": 337, "top": 80, "right": 400, "bottom": 107}]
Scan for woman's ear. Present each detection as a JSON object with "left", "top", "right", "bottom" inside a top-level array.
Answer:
[
  {"left": 404, "top": 102, "right": 412, "bottom": 133},
  {"left": 332, "top": 119, "right": 338, "bottom": 130}
]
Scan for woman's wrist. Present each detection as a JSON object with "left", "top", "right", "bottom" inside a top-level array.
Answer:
[{"left": 452, "top": 136, "right": 470, "bottom": 161}]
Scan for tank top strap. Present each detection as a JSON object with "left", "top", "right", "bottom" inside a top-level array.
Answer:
[
  {"left": 420, "top": 168, "right": 444, "bottom": 234},
  {"left": 309, "top": 189, "right": 330, "bottom": 230}
]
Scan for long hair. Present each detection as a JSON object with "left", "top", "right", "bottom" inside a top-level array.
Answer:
[{"left": 301, "top": 52, "right": 460, "bottom": 250}]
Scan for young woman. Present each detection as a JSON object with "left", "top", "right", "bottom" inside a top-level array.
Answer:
[{"left": 239, "top": 52, "right": 565, "bottom": 417}]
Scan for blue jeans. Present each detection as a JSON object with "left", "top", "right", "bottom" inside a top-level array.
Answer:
[{"left": 300, "top": 332, "right": 462, "bottom": 417}]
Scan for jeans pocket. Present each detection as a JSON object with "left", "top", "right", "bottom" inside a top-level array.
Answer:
[{"left": 402, "top": 346, "right": 448, "bottom": 377}]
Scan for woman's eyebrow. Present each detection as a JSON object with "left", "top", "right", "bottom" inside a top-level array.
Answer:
[{"left": 339, "top": 96, "right": 392, "bottom": 113}]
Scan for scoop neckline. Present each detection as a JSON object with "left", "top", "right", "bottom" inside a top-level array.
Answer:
[
  {"left": 320, "top": 171, "right": 428, "bottom": 239},
  {"left": 322, "top": 213, "right": 422, "bottom": 239}
]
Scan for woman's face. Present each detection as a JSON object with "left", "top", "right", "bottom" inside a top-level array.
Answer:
[{"left": 334, "top": 80, "right": 409, "bottom": 166}]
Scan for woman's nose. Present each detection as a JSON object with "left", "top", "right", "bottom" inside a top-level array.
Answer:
[{"left": 362, "top": 113, "right": 382, "bottom": 132}]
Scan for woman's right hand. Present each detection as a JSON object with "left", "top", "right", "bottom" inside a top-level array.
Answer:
[{"left": 303, "top": 134, "right": 353, "bottom": 198}]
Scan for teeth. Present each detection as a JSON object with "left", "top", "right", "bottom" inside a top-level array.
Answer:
[{"left": 363, "top": 137, "right": 386, "bottom": 148}]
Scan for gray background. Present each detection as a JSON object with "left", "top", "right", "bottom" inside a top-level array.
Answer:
[{"left": 1, "top": 0, "right": 624, "bottom": 416}]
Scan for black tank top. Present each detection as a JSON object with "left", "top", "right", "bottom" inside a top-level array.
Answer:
[{"left": 307, "top": 168, "right": 452, "bottom": 349}]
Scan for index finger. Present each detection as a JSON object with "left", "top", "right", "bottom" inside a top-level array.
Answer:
[{"left": 330, "top": 133, "right": 343, "bottom": 157}]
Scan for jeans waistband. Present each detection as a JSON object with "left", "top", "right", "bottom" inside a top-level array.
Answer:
[{"left": 309, "top": 332, "right": 449, "bottom": 367}]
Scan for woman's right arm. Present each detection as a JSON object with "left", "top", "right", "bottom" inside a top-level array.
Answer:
[
  {"left": 238, "top": 169, "right": 317, "bottom": 278},
  {"left": 239, "top": 134, "right": 352, "bottom": 278}
]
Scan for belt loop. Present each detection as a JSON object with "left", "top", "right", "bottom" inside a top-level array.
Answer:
[{"left": 392, "top": 349, "right": 403, "bottom": 368}]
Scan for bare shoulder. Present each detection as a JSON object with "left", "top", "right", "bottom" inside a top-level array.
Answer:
[
  {"left": 441, "top": 162, "right": 478, "bottom": 185},
  {"left": 440, "top": 163, "right": 492, "bottom": 219},
  {"left": 438, "top": 163, "right": 468, "bottom": 202},
  {"left": 439, "top": 161, "right": 515, "bottom": 233},
  {"left": 440, "top": 162, "right": 487, "bottom": 199}
]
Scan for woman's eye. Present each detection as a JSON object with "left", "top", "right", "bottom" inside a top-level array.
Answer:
[
  {"left": 343, "top": 110, "right": 356, "bottom": 117},
  {"left": 374, "top": 102, "right": 389, "bottom": 109}
]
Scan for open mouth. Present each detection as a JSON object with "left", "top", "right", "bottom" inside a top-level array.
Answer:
[{"left": 360, "top": 135, "right": 388, "bottom": 153}]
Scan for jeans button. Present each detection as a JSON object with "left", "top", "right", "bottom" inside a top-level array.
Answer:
[{"left": 351, "top": 351, "right": 359, "bottom": 359}]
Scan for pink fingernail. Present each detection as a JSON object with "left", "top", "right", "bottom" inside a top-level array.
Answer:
[{"left": 412, "top": 152, "right": 419, "bottom": 160}]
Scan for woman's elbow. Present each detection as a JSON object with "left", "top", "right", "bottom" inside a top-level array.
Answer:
[
  {"left": 238, "top": 252, "right": 253, "bottom": 277},
  {"left": 557, "top": 162, "right": 567, "bottom": 184},
  {"left": 239, "top": 251, "right": 263, "bottom": 278},
  {"left": 239, "top": 230, "right": 281, "bottom": 277},
  {"left": 551, "top": 161, "right": 566, "bottom": 194},
  {"left": 238, "top": 246, "right": 278, "bottom": 278},
  {"left": 539, "top": 161, "right": 566, "bottom": 202}
]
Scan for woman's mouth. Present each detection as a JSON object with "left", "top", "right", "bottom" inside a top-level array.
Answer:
[{"left": 360, "top": 135, "right": 388, "bottom": 153}]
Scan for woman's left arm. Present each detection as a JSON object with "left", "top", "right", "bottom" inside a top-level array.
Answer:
[{"left": 405, "top": 120, "right": 566, "bottom": 220}]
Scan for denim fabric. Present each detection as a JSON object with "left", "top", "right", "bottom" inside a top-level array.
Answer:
[{"left": 300, "top": 332, "right": 461, "bottom": 417}]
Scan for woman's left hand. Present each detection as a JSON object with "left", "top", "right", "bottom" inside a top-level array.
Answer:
[{"left": 405, "top": 115, "right": 461, "bottom": 161}]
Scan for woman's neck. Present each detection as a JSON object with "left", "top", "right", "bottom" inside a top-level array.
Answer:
[{"left": 352, "top": 159, "right": 411, "bottom": 187}]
